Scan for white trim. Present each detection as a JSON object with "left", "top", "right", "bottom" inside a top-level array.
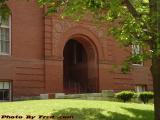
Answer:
[
  {"left": 9, "top": 82, "right": 12, "bottom": 101},
  {"left": 9, "top": 15, "right": 11, "bottom": 56},
  {"left": 132, "top": 62, "right": 143, "bottom": 66},
  {"left": 0, "top": 15, "right": 11, "bottom": 56},
  {"left": 132, "top": 62, "right": 143, "bottom": 67},
  {"left": 0, "top": 25, "right": 9, "bottom": 28}
]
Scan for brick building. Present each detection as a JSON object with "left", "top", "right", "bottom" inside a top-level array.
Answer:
[{"left": 0, "top": 1, "right": 153, "bottom": 101}]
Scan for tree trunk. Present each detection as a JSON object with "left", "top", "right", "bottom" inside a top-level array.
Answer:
[{"left": 151, "top": 57, "right": 160, "bottom": 120}]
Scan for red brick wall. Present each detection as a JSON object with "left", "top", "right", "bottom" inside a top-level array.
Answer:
[
  {"left": 0, "top": 0, "right": 153, "bottom": 99},
  {"left": 46, "top": 15, "right": 153, "bottom": 92},
  {"left": 0, "top": 0, "right": 45, "bottom": 98}
]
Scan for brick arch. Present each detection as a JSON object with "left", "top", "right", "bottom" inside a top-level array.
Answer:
[
  {"left": 58, "top": 26, "right": 102, "bottom": 93},
  {"left": 57, "top": 26, "right": 104, "bottom": 61}
]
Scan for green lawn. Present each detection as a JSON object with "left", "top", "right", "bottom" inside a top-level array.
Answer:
[{"left": 0, "top": 99, "right": 154, "bottom": 120}]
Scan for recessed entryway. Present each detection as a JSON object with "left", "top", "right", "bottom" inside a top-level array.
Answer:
[{"left": 63, "top": 38, "right": 99, "bottom": 94}]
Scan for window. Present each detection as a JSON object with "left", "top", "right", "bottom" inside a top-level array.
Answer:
[
  {"left": 135, "top": 85, "right": 147, "bottom": 92},
  {"left": 132, "top": 44, "right": 140, "bottom": 55},
  {"left": 0, "top": 82, "right": 11, "bottom": 101},
  {"left": 0, "top": 16, "right": 10, "bottom": 55},
  {"left": 132, "top": 44, "right": 143, "bottom": 65}
]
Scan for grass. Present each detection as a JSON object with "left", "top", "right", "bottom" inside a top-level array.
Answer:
[{"left": 0, "top": 99, "right": 154, "bottom": 120}]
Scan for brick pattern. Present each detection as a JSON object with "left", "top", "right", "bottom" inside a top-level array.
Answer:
[{"left": 0, "top": 1, "right": 153, "bottom": 99}]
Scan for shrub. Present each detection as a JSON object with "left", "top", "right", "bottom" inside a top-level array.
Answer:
[
  {"left": 138, "top": 92, "right": 154, "bottom": 104},
  {"left": 115, "top": 91, "right": 135, "bottom": 103}
]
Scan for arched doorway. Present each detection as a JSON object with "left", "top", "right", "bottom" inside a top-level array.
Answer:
[{"left": 63, "top": 38, "right": 98, "bottom": 94}]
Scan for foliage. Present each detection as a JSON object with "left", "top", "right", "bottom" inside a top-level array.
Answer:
[
  {"left": 138, "top": 92, "right": 154, "bottom": 104},
  {"left": 0, "top": 0, "right": 10, "bottom": 21},
  {"left": 115, "top": 91, "right": 135, "bottom": 103},
  {"left": 37, "top": 0, "right": 160, "bottom": 61}
]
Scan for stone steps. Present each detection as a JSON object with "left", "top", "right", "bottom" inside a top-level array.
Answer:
[{"left": 40, "top": 90, "right": 115, "bottom": 100}]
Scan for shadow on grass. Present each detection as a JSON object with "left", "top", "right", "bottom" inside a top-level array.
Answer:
[
  {"left": 122, "top": 107, "right": 154, "bottom": 120},
  {"left": 51, "top": 107, "right": 154, "bottom": 120}
]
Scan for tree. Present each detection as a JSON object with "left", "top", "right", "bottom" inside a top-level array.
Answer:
[
  {"left": 1, "top": 0, "right": 160, "bottom": 119},
  {"left": 0, "top": 0, "right": 10, "bottom": 20}
]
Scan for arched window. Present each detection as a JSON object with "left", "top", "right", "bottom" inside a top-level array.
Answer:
[{"left": 0, "top": 16, "right": 10, "bottom": 55}]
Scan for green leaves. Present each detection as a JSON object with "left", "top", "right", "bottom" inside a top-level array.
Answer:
[
  {"left": 0, "top": 0, "right": 10, "bottom": 21},
  {"left": 115, "top": 91, "right": 135, "bottom": 102},
  {"left": 138, "top": 92, "right": 154, "bottom": 104},
  {"left": 36, "top": 0, "right": 160, "bottom": 72}
]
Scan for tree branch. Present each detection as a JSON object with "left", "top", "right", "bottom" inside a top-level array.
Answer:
[{"left": 123, "top": 0, "right": 141, "bottom": 18}]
